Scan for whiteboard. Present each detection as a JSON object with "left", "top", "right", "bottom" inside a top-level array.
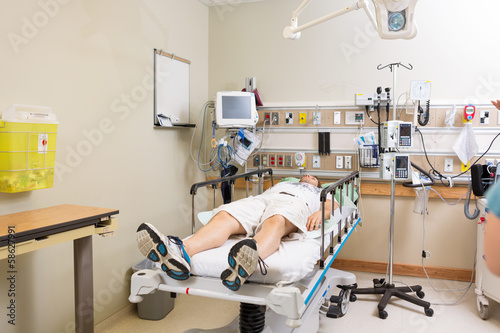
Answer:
[{"left": 154, "top": 49, "right": 191, "bottom": 126}]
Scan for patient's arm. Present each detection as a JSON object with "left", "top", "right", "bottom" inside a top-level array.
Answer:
[{"left": 306, "top": 199, "right": 338, "bottom": 231}]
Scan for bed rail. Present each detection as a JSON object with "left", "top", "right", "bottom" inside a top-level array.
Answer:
[
  {"left": 189, "top": 168, "right": 274, "bottom": 234},
  {"left": 319, "top": 171, "right": 360, "bottom": 269}
]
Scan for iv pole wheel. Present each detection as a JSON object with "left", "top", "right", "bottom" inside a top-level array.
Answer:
[
  {"left": 378, "top": 310, "right": 388, "bottom": 319},
  {"left": 416, "top": 290, "right": 425, "bottom": 299},
  {"left": 424, "top": 307, "right": 434, "bottom": 317}
]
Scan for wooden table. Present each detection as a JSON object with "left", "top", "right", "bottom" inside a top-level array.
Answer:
[{"left": 0, "top": 204, "right": 119, "bottom": 333}]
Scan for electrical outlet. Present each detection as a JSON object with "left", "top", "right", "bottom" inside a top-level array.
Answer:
[
  {"left": 312, "top": 155, "right": 321, "bottom": 168},
  {"left": 277, "top": 155, "right": 284, "bottom": 167},
  {"left": 285, "top": 155, "right": 292, "bottom": 167},
  {"left": 271, "top": 112, "right": 280, "bottom": 125},
  {"left": 269, "top": 154, "right": 277, "bottom": 167},
  {"left": 336, "top": 156, "right": 343, "bottom": 169},
  {"left": 334, "top": 111, "right": 341, "bottom": 125},
  {"left": 444, "top": 158, "right": 454, "bottom": 173},
  {"left": 345, "top": 156, "right": 352, "bottom": 169},
  {"left": 285, "top": 112, "right": 293, "bottom": 125},
  {"left": 261, "top": 154, "right": 268, "bottom": 167}
]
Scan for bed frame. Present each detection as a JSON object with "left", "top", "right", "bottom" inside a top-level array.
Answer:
[{"left": 129, "top": 170, "right": 361, "bottom": 332}]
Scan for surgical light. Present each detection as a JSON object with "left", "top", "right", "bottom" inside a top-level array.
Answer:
[
  {"left": 388, "top": 11, "right": 405, "bottom": 31},
  {"left": 283, "top": 0, "right": 419, "bottom": 40}
]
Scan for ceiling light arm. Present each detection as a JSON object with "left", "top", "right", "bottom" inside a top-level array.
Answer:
[{"left": 284, "top": 0, "right": 378, "bottom": 40}]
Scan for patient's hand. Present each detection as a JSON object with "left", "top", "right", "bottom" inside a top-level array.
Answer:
[
  {"left": 306, "top": 211, "right": 323, "bottom": 231},
  {"left": 492, "top": 100, "right": 500, "bottom": 110}
]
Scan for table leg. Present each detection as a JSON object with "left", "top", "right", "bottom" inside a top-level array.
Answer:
[{"left": 74, "top": 235, "right": 94, "bottom": 333}]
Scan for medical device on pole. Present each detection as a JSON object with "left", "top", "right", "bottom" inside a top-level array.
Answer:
[{"left": 351, "top": 120, "right": 435, "bottom": 319}]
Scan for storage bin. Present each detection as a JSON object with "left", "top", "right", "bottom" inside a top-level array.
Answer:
[
  {"left": 132, "top": 259, "right": 175, "bottom": 320},
  {"left": 0, "top": 105, "right": 57, "bottom": 193}
]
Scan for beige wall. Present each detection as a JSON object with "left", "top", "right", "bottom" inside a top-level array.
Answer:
[
  {"left": 207, "top": 0, "right": 500, "bottom": 270},
  {"left": 0, "top": 1, "right": 208, "bottom": 332},
  {"left": 209, "top": 0, "right": 500, "bottom": 105}
]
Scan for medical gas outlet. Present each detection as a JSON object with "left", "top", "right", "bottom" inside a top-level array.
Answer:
[{"left": 312, "top": 155, "right": 321, "bottom": 169}]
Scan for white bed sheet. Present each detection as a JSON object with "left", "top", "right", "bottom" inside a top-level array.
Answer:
[{"left": 189, "top": 206, "right": 356, "bottom": 286}]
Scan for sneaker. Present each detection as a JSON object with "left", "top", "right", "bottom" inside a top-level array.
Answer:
[
  {"left": 220, "top": 238, "right": 261, "bottom": 291},
  {"left": 136, "top": 223, "right": 191, "bottom": 281}
]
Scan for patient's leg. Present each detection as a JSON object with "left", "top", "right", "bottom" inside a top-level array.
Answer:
[
  {"left": 253, "top": 215, "right": 298, "bottom": 259},
  {"left": 183, "top": 211, "right": 247, "bottom": 257}
]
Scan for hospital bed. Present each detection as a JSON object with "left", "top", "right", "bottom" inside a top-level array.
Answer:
[{"left": 129, "top": 169, "right": 361, "bottom": 332}]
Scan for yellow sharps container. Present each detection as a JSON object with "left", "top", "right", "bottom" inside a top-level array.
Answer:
[{"left": 0, "top": 105, "right": 58, "bottom": 193}]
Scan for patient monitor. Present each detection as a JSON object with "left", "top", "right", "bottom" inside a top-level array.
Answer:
[{"left": 214, "top": 91, "right": 258, "bottom": 129}]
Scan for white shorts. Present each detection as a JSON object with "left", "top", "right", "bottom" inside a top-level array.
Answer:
[{"left": 212, "top": 193, "right": 311, "bottom": 237}]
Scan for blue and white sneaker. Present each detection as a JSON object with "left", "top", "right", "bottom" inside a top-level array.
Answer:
[
  {"left": 221, "top": 238, "right": 264, "bottom": 291},
  {"left": 136, "top": 223, "right": 191, "bottom": 281}
]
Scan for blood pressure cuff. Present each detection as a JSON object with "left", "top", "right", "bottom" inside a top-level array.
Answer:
[{"left": 486, "top": 183, "right": 500, "bottom": 218}]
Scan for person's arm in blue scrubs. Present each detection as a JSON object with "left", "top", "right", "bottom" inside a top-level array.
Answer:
[
  {"left": 485, "top": 182, "right": 500, "bottom": 276},
  {"left": 484, "top": 100, "right": 500, "bottom": 275}
]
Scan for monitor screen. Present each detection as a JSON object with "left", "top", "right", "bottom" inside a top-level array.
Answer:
[
  {"left": 215, "top": 91, "right": 258, "bottom": 128},
  {"left": 222, "top": 96, "right": 252, "bottom": 119}
]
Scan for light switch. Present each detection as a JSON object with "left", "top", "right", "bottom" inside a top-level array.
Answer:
[
  {"left": 336, "top": 156, "right": 343, "bottom": 169},
  {"left": 334, "top": 111, "right": 341, "bottom": 125}
]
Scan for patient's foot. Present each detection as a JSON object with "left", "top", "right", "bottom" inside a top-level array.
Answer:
[
  {"left": 221, "top": 238, "right": 259, "bottom": 291},
  {"left": 136, "top": 223, "right": 191, "bottom": 280}
]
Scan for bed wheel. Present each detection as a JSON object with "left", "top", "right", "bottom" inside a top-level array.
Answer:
[
  {"left": 425, "top": 307, "right": 434, "bottom": 317},
  {"left": 477, "top": 295, "right": 489, "bottom": 320},
  {"left": 416, "top": 291, "right": 425, "bottom": 299},
  {"left": 327, "top": 289, "right": 351, "bottom": 318}
]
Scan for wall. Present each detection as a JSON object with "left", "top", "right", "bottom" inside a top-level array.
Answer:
[
  {"left": 208, "top": 0, "right": 500, "bottom": 271},
  {"left": 209, "top": 0, "right": 500, "bottom": 105},
  {"left": 0, "top": 1, "right": 208, "bottom": 332}
]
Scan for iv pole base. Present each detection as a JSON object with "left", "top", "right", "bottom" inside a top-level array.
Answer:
[{"left": 350, "top": 279, "right": 434, "bottom": 319}]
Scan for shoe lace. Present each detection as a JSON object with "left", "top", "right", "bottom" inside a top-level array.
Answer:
[
  {"left": 167, "top": 236, "right": 185, "bottom": 254},
  {"left": 167, "top": 235, "right": 183, "bottom": 245},
  {"left": 257, "top": 257, "right": 268, "bottom": 276}
]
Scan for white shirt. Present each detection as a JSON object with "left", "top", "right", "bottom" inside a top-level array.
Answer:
[{"left": 263, "top": 181, "right": 332, "bottom": 214}]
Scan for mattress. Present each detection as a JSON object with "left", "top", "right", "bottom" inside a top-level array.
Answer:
[{"left": 189, "top": 205, "right": 356, "bottom": 286}]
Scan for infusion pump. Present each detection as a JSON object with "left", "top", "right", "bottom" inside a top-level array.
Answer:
[
  {"left": 379, "top": 121, "right": 413, "bottom": 180},
  {"left": 380, "top": 121, "right": 412, "bottom": 149},
  {"left": 380, "top": 153, "right": 410, "bottom": 180}
]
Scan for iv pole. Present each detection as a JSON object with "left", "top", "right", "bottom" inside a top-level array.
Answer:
[{"left": 377, "top": 62, "right": 413, "bottom": 120}]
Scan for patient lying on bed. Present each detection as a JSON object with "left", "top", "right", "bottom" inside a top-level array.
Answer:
[{"left": 136, "top": 174, "right": 337, "bottom": 291}]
